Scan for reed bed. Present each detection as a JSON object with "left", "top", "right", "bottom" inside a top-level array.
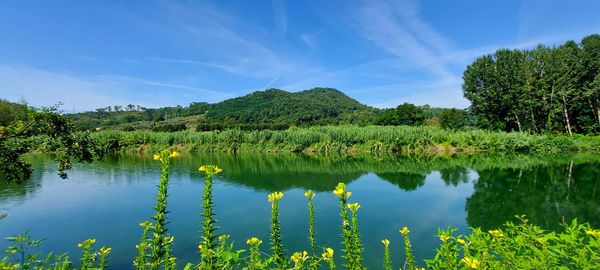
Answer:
[{"left": 89, "top": 126, "right": 600, "bottom": 155}]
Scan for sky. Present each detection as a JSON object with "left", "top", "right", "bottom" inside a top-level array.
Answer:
[{"left": 1, "top": 0, "right": 600, "bottom": 112}]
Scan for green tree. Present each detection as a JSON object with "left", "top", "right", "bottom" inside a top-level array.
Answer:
[
  {"left": 0, "top": 102, "right": 104, "bottom": 183},
  {"left": 439, "top": 108, "right": 465, "bottom": 129}
]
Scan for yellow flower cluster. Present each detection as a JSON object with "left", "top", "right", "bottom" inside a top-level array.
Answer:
[
  {"left": 488, "top": 229, "right": 504, "bottom": 238},
  {"left": 267, "top": 192, "right": 284, "bottom": 202},
  {"left": 304, "top": 190, "right": 315, "bottom": 199},
  {"left": 290, "top": 251, "right": 309, "bottom": 266},
  {"left": 381, "top": 239, "right": 390, "bottom": 247},
  {"left": 321, "top": 248, "right": 334, "bottom": 262},
  {"left": 439, "top": 234, "right": 450, "bottom": 243},
  {"left": 100, "top": 246, "right": 112, "bottom": 255},
  {"left": 77, "top": 239, "right": 96, "bottom": 248},
  {"left": 333, "top": 183, "right": 351, "bottom": 199},
  {"left": 246, "top": 237, "right": 262, "bottom": 246},
  {"left": 347, "top": 203, "right": 361, "bottom": 212},
  {"left": 152, "top": 151, "right": 180, "bottom": 161},
  {"left": 198, "top": 243, "right": 208, "bottom": 253},
  {"left": 198, "top": 165, "right": 223, "bottom": 176},
  {"left": 586, "top": 229, "right": 600, "bottom": 239},
  {"left": 461, "top": 257, "right": 480, "bottom": 269},
  {"left": 400, "top": 226, "right": 410, "bottom": 237},
  {"left": 457, "top": 238, "right": 466, "bottom": 245}
]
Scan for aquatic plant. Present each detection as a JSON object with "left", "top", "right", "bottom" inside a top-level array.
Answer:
[
  {"left": 381, "top": 239, "right": 391, "bottom": 270},
  {"left": 198, "top": 164, "right": 223, "bottom": 268},
  {"left": 304, "top": 190, "right": 318, "bottom": 270},
  {"left": 268, "top": 191, "right": 287, "bottom": 269},
  {"left": 149, "top": 150, "right": 178, "bottom": 269}
]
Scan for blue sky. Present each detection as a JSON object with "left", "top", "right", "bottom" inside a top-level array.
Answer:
[{"left": 1, "top": 0, "right": 599, "bottom": 112}]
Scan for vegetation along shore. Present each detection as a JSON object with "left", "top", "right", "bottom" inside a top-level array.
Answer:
[{"left": 86, "top": 126, "right": 599, "bottom": 155}]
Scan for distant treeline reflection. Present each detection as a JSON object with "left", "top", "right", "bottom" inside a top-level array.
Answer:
[{"left": 5, "top": 152, "right": 599, "bottom": 231}]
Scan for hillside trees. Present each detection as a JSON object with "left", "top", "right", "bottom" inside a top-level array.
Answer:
[
  {"left": 375, "top": 103, "right": 425, "bottom": 126},
  {"left": 463, "top": 34, "right": 600, "bottom": 134}
]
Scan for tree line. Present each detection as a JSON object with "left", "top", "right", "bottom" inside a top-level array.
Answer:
[{"left": 463, "top": 34, "right": 600, "bottom": 135}]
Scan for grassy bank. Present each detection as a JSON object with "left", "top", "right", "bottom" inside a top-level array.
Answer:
[{"left": 87, "top": 125, "right": 600, "bottom": 155}]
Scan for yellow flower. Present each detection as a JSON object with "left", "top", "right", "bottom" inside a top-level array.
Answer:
[
  {"left": 321, "top": 248, "right": 334, "bottom": 261},
  {"left": 246, "top": 237, "right": 262, "bottom": 246},
  {"left": 457, "top": 238, "right": 466, "bottom": 245},
  {"left": 461, "top": 257, "right": 480, "bottom": 269},
  {"left": 586, "top": 229, "right": 600, "bottom": 239},
  {"left": 219, "top": 235, "right": 230, "bottom": 243},
  {"left": 153, "top": 154, "right": 161, "bottom": 161},
  {"left": 198, "top": 243, "right": 208, "bottom": 253},
  {"left": 77, "top": 239, "right": 96, "bottom": 248},
  {"left": 381, "top": 239, "right": 390, "bottom": 247},
  {"left": 304, "top": 190, "right": 315, "bottom": 199},
  {"left": 267, "top": 192, "right": 284, "bottom": 202},
  {"left": 168, "top": 151, "right": 180, "bottom": 159},
  {"left": 400, "top": 226, "right": 410, "bottom": 236},
  {"left": 100, "top": 246, "right": 111, "bottom": 255},
  {"left": 439, "top": 234, "right": 450, "bottom": 242},
  {"left": 333, "top": 183, "right": 351, "bottom": 199},
  {"left": 488, "top": 229, "right": 504, "bottom": 238},
  {"left": 347, "top": 203, "right": 361, "bottom": 212},
  {"left": 198, "top": 165, "right": 223, "bottom": 176},
  {"left": 290, "top": 251, "right": 309, "bottom": 266}
]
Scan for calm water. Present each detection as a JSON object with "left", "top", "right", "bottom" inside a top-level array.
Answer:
[{"left": 1, "top": 153, "right": 599, "bottom": 269}]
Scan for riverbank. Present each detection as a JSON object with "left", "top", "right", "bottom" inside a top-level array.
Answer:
[{"left": 86, "top": 126, "right": 600, "bottom": 155}]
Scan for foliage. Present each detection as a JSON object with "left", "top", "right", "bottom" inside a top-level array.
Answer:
[
  {"left": 440, "top": 108, "right": 465, "bottom": 130},
  {"left": 1, "top": 156, "right": 599, "bottom": 269},
  {"left": 463, "top": 34, "right": 600, "bottom": 135},
  {"left": 89, "top": 126, "right": 600, "bottom": 156},
  {"left": 68, "top": 88, "right": 381, "bottom": 131},
  {"left": 376, "top": 103, "right": 425, "bottom": 126},
  {"left": 0, "top": 100, "right": 105, "bottom": 183}
]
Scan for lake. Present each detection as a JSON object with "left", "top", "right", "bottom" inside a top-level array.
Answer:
[{"left": 1, "top": 153, "right": 599, "bottom": 269}]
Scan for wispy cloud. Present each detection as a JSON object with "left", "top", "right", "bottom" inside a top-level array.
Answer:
[
  {"left": 272, "top": 0, "right": 288, "bottom": 34},
  {"left": 0, "top": 65, "right": 232, "bottom": 112},
  {"left": 153, "top": 1, "right": 298, "bottom": 80}
]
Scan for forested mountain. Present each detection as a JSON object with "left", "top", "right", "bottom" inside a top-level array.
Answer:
[
  {"left": 68, "top": 88, "right": 380, "bottom": 131},
  {"left": 463, "top": 34, "right": 600, "bottom": 134},
  {"left": 203, "top": 88, "right": 377, "bottom": 129}
]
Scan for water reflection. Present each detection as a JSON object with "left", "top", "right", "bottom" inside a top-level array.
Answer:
[
  {"left": 1, "top": 152, "right": 598, "bottom": 268},
  {"left": 466, "top": 161, "right": 600, "bottom": 230},
  {"left": 3, "top": 152, "right": 598, "bottom": 231}
]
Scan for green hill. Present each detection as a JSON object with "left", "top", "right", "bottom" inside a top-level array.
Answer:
[
  {"left": 68, "top": 88, "right": 379, "bottom": 131},
  {"left": 204, "top": 88, "right": 376, "bottom": 128}
]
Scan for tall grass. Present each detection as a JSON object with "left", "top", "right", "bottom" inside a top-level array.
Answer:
[{"left": 90, "top": 126, "right": 600, "bottom": 155}]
